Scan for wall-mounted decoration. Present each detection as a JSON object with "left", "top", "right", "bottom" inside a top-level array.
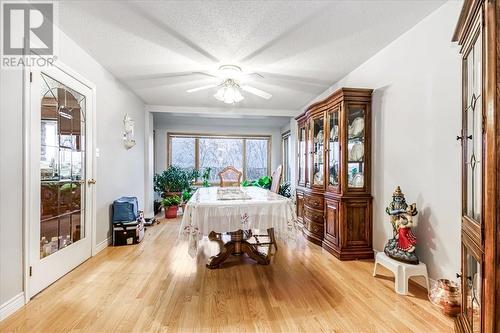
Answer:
[{"left": 123, "top": 113, "right": 136, "bottom": 149}]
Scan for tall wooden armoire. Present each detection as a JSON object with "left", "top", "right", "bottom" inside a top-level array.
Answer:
[{"left": 452, "top": 0, "right": 499, "bottom": 331}]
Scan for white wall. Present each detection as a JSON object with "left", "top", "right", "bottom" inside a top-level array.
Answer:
[
  {"left": 305, "top": 1, "right": 462, "bottom": 280},
  {"left": 0, "top": 70, "right": 25, "bottom": 307},
  {"left": 0, "top": 28, "right": 145, "bottom": 305},
  {"left": 153, "top": 114, "right": 286, "bottom": 178}
]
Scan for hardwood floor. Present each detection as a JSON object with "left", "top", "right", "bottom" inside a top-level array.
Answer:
[{"left": 0, "top": 217, "right": 453, "bottom": 333}]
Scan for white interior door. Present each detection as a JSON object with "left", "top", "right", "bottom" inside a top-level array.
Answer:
[{"left": 28, "top": 65, "right": 94, "bottom": 297}]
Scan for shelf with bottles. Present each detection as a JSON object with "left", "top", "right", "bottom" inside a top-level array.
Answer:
[
  {"left": 40, "top": 234, "right": 73, "bottom": 259},
  {"left": 39, "top": 214, "right": 82, "bottom": 259}
]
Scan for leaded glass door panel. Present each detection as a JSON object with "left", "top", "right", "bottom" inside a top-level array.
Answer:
[
  {"left": 327, "top": 108, "right": 340, "bottom": 192},
  {"left": 29, "top": 66, "right": 94, "bottom": 297},
  {"left": 458, "top": 19, "right": 483, "bottom": 333}
]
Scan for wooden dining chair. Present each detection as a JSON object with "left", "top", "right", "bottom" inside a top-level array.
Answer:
[
  {"left": 218, "top": 166, "right": 243, "bottom": 187},
  {"left": 270, "top": 165, "right": 283, "bottom": 193}
]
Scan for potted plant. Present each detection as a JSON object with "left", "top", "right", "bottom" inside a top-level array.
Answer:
[
  {"left": 180, "top": 188, "right": 193, "bottom": 212},
  {"left": 154, "top": 166, "right": 199, "bottom": 198},
  {"left": 278, "top": 181, "right": 291, "bottom": 198},
  {"left": 161, "top": 195, "right": 181, "bottom": 219},
  {"left": 242, "top": 175, "right": 272, "bottom": 189},
  {"left": 201, "top": 167, "right": 211, "bottom": 187}
]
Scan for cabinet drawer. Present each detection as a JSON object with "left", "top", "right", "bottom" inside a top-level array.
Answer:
[
  {"left": 304, "top": 206, "right": 324, "bottom": 223},
  {"left": 305, "top": 218, "right": 324, "bottom": 236},
  {"left": 304, "top": 195, "right": 324, "bottom": 210}
]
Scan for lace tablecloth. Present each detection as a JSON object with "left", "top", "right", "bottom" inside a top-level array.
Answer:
[{"left": 179, "top": 186, "right": 298, "bottom": 256}]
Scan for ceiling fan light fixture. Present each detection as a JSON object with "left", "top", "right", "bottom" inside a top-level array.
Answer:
[
  {"left": 186, "top": 65, "right": 270, "bottom": 103},
  {"left": 214, "top": 79, "right": 244, "bottom": 104}
]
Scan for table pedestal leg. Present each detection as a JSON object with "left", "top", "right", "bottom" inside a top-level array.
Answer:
[{"left": 206, "top": 229, "right": 272, "bottom": 269}]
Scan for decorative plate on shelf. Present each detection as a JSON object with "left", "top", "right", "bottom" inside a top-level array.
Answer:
[
  {"left": 349, "top": 142, "right": 364, "bottom": 161},
  {"left": 348, "top": 117, "right": 364, "bottom": 138},
  {"left": 314, "top": 172, "right": 323, "bottom": 184},
  {"left": 315, "top": 130, "right": 324, "bottom": 143},
  {"left": 352, "top": 172, "right": 364, "bottom": 187},
  {"left": 330, "top": 125, "right": 339, "bottom": 141}
]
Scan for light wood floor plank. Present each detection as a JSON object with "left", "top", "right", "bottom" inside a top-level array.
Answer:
[{"left": 0, "top": 217, "right": 453, "bottom": 333}]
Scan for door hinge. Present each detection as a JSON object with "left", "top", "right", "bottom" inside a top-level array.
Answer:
[
  {"left": 29, "top": 72, "right": 32, "bottom": 83},
  {"left": 29, "top": 266, "right": 32, "bottom": 277}
]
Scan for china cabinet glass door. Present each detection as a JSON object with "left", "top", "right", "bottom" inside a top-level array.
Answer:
[
  {"left": 327, "top": 109, "right": 340, "bottom": 191},
  {"left": 306, "top": 119, "right": 313, "bottom": 187},
  {"left": 298, "top": 124, "right": 306, "bottom": 186},
  {"left": 463, "top": 247, "right": 482, "bottom": 333},
  {"left": 311, "top": 114, "right": 325, "bottom": 187},
  {"left": 463, "top": 28, "right": 482, "bottom": 225},
  {"left": 460, "top": 23, "right": 483, "bottom": 331},
  {"left": 346, "top": 105, "right": 366, "bottom": 189}
]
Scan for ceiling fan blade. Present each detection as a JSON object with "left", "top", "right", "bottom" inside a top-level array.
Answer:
[
  {"left": 126, "top": 71, "right": 217, "bottom": 81},
  {"left": 186, "top": 84, "right": 219, "bottom": 93},
  {"left": 238, "top": 72, "right": 264, "bottom": 82},
  {"left": 241, "top": 85, "right": 272, "bottom": 99}
]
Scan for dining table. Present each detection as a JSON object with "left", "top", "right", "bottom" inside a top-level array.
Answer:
[{"left": 179, "top": 186, "right": 298, "bottom": 269}]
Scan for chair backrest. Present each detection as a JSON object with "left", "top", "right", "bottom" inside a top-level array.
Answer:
[
  {"left": 218, "top": 166, "right": 243, "bottom": 187},
  {"left": 270, "top": 165, "right": 283, "bottom": 193}
]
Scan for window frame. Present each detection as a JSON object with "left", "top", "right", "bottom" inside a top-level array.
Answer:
[{"left": 167, "top": 132, "right": 271, "bottom": 184}]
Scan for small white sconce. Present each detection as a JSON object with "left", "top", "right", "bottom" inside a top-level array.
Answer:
[{"left": 123, "top": 113, "right": 136, "bottom": 149}]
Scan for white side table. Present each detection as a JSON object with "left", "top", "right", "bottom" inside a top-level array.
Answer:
[{"left": 373, "top": 251, "right": 429, "bottom": 295}]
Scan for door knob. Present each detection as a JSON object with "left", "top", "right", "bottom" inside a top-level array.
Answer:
[{"left": 87, "top": 179, "right": 96, "bottom": 185}]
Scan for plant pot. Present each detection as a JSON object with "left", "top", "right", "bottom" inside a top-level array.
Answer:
[
  {"left": 164, "top": 192, "right": 181, "bottom": 198},
  {"left": 164, "top": 205, "right": 178, "bottom": 219}
]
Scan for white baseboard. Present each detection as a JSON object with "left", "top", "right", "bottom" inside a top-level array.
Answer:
[
  {"left": 94, "top": 237, "right": 111, "bottom": 255},
  {"left": 0, "top": 292, "right": 25, "bottom": 321}
]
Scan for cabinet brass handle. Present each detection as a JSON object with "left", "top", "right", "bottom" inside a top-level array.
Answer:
[{"left": 87, "top": 179, "right": 97, "bottom": 185}]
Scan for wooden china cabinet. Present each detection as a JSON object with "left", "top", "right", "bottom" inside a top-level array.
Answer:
[
  {"left": 452, "top": 0, "right": 500, "bottom": 332},
  {"left": 295, "top": 88, "right": 374, "bottom": 260}
]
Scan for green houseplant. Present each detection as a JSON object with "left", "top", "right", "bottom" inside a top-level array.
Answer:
[
  {"left": 154, "top": 166, "right": 199, "bottom": 198},
  {"left": 161, "top": 195, "right": 181, "bottom": 219},
  {"left": 242, "top": 175, "right": 272, "bottom": 190},
  {"left": 201, "top": 167, "right": 211, "bottom": 187},
  {"left": 278, "top": 181, "right": 291, "bottom": 198},
  {"left": 242, "top": 176, "right": 291, "bottom": 198},
  {"left": 180, "top": 188, "right": 193, "bottom": 212}
]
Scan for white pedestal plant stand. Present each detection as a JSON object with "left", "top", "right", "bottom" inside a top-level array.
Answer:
[{"left": 373, "top": 251, "right": 429, "bottom": 295}]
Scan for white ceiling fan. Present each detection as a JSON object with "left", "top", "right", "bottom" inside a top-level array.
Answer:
[{"left": 186, "top": 65, "right": 272, "bottom": 104}]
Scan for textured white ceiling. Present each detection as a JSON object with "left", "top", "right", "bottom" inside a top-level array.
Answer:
[{"left": 58, "top": 0, "right": 445, "bottom": 112}]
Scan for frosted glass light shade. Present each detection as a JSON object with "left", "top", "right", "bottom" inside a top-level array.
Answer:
[{"left": 214, "top": 85, "right": 244, "bottom": 104}]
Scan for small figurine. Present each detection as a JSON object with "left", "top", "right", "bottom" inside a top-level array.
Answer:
[{"left": 384, "top": 186, "right": 419, "bottom": 264}]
